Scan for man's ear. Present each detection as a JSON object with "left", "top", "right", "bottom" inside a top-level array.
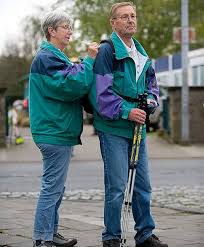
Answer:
[
  {"left": 110, "top": 19, "right": 115, "bottom": 30},
  {"left": 110, "top": 18, "right": 114, "bottom": 26}
]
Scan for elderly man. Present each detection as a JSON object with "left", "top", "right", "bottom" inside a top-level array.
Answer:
[
  {"left": 29, "top": 10, "right": 98, "bottom": 247},
  {"left": 89, "top": 2, "right": 168, "bottom": 247}
]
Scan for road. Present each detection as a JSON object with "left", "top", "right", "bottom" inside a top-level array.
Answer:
[
  {"left": 0, "top": 158, "right": 203, "bottom": 191},
  {"left": 1, "top": 158, "right": 204, "bottom": 213}
]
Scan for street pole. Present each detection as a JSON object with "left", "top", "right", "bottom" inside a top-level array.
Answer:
[{"left": 181, "top": 0, "right": 189, "bottom": 144}]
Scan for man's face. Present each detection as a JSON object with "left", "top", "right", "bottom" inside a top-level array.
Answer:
[
  {"left": 49, "top": 22, "right": 73, "bottom": 49},
  {"left": 111, "top": 5, "right": 137, "bottom": 38}
]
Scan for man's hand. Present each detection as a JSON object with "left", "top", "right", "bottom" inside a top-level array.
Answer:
[
  {"left": 87, "top": 42, "right": 99, "bottom": 58},
  {"left": 147, "top": 98, "right": 157, "bottom": 114},
  {"left": 147, "top": 99, "right": 157, "bottom": 107},
  {"left": 128, "top": 108, "right": 146, "bottom": 124}
]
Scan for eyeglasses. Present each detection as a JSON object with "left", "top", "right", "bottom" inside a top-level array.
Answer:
[
  {"left": 57, "top": 24, "right": 73, "bottom": 31},
  {"left": 113, "top": 14, "right": 136, "bottom": 21}
]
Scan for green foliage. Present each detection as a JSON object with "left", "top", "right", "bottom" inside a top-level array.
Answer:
[
  {"left": 74, "top": 0, "right": 113, "bottom": 41},
  {"left": 1, "top": 0, "right": 203, "bottom": 97},
  {"left": 73, "top": 0, "right": 204, "bottom": 58},
  {"left": 189, "top": 0, "right": 204, "bottom": 50},
  {"left": 9, "top": 0, "right": 202, "bottom": 59},
  {"left": 0, "top": 54, "right": 31, "bottom": 97},
  {"left": 134, "top": 0, "right": 181, "bottom": 57}
]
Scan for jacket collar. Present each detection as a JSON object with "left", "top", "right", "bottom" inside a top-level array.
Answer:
[
  {"left": 40, "top": 40, "right": 61, "bottom": 53},
  {"left": 111, "top": 32, "right": 149, "bottom": 60},
  {"left": 40, "top": 41, "right": 71, "bottom": 63}
]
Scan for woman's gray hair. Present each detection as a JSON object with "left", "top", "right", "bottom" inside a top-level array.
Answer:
[{"left": 41, "top": 10, "right": 72, "bottom": 40}]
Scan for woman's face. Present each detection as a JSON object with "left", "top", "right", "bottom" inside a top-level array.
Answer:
[{"left": 49, "top": 22, "right": 73, "bottom": 50}]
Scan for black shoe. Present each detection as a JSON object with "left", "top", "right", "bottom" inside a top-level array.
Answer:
[
  {"left": 33, "top": 241, "right": 55, "bottom": 247},
  {"left": 136, "top": 234, "right": 168, "bottom": 247},
  {"left": 103, "top": 239, "right": 120, "bottom": 247},
  {"left": 53, "top": 233, "right": 77, "bottom": 246}
]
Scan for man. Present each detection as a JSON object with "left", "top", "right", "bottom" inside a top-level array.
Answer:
[
  {"left": 89, "top": 2, "right": 168, "bottom": 247},
  {"left": 29, "top": 10, "right": 98, "bottom": 247}
]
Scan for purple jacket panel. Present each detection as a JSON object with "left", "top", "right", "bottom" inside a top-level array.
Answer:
[
  {"left": 96, "top": 74, "right": 122, "bottom": 120},
  {"left": 146, "top": 66, "right": 159, "bottom": 103},
  {"left": 60, "top": 63, "right": 85, "bottom": 77}
]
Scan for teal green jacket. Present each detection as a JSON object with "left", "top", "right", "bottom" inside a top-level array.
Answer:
[
  {"left": 29, "top": 41, "right": 95, "bottom": 145},
  {"left": 89, "top": 32, "right": 159, "bottom": 139}
]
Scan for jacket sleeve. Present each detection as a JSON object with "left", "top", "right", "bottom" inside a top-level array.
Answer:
[
  {"left": 31, "top": 53, "right": 95, "bottom": 102},
  {"left": 145, "top": 64, "right": 159, "bottom": 110},
  {"left": 94, "top": 44, "right": 133, "bottom": 120}
]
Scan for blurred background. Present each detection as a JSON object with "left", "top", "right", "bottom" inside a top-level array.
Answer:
[
  {"left": 0, "top": 3, "right": 204, "bottom": 246},
  {"left": 0, "top": 0, "right": 204, "bottom": 146}
]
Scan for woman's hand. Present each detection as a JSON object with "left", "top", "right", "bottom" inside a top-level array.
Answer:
[{"left": 87, "top": 42, "right": 99, "bottom": 58}]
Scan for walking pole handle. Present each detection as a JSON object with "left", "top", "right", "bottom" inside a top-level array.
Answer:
[
  {"left": 130, "top": 93, "right": 148, "bottom": 167},
  {"left": 137, "top": 93, "right": 148, "bottom": 111}
]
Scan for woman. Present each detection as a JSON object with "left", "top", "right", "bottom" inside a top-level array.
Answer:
[{"left": 29, "top": 10, "right": 98, "bottom": 247}]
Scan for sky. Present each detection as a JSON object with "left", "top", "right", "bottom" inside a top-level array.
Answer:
[{"left": 0, "top": 0, "right": 58, "bottom": 54}]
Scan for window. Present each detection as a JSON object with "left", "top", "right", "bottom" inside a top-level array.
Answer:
[
  {"left": 192, "top": 66, "right": 198, "bottom": 86},
  {"left": 200, "top": 65, "right": 204, "bottom": 86},
  {"left": 174, "top": 72, "right": 182, "bottom": 86},
  {"left": 158, "top": 75, "right": 168, "bottom": 86}
]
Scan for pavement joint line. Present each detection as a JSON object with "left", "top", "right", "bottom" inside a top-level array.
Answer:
[{"left": 1, "top": 186, "right": 204, "bottom": 214}]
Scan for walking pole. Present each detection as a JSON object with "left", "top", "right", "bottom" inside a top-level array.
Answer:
[{"left": 120, "top": 93, "right": 148, "bottom": 247}]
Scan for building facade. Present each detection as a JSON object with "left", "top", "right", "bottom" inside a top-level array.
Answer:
[{"left": 154, "top": 48, "right": 204, "bottom": 143}]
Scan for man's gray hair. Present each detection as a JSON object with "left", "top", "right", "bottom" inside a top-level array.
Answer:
[
  {"left": 41, "top": 10, "right": 72, "bottom": 40},
  {"left": 110, "top": 2, "right": 136, "bottom": 19}
]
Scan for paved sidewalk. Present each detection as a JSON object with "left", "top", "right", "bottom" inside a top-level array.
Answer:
[
  {"left": 0, "top": 125, "right": 204, "bottom": 163},
  {"left": 0, "top": 126, "right": 204, "bottom": 246},
  {"left": 0, "top": 198, "right": 204, "bottom": 247}
]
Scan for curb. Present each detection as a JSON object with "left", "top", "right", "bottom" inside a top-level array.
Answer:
[{"left": 1, "top": 186, "right": 203, "bottom": 214}]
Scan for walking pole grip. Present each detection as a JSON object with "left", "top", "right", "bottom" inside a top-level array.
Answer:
[
  {"left": 137, "top": 93, "right": 148, "bottom": 111},
  {"left": 130, "top": 93, "right": 148, "bottom": 169}
]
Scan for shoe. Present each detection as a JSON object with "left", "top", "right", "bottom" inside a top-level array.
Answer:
[
  {"left": 103, "top": 239, "right": 120, "bottom": 247},
  {"left": 136, "top": 234, "right": 168, "bottom": 247},
  {"left": 33, "top": 241, "right": 54, "bottom": 247},
  {"left": 53, "top": 233, "right": 77, "bottom": 246}
]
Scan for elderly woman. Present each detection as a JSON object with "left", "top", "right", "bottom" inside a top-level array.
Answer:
[{"left": 29, "top": 10, "right": 98, "bottom": 247}]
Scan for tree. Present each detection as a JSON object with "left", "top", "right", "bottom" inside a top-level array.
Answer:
[
  {"left": 18, "top": 2, "right": 80, "bottom": 58},
  {"left": 73, "top": 0, "right": 113, "bottom": 41},
  {"left": 0, "top": 53, "right": 30, "bottom": 96},
  {"left": 21, "top": 12, "right": 43, "bottom": 58},
  {"left": 73, "top": 0, "right": 204, "bottom": 58},
  {"left": 189, "top": 0, "right": 204, "bottom": 50}
]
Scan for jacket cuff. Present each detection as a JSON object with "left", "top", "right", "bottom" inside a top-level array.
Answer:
[
  {"left": 83, "top": 56, "right": 95, "bottom": 66},
  {"left": 120, "top": 105, "right": 131, "bottom": 120},
  {"left": 147, "top": 94, "right": 158, "bottom": 104}
]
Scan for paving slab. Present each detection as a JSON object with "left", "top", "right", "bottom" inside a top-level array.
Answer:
[{"left": 0, "top": 198, "right": 204, "bottom": 247}]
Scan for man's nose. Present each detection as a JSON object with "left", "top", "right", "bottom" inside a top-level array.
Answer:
[{"left": 127, "top": 17, "right": 135, "bottom": 22}]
